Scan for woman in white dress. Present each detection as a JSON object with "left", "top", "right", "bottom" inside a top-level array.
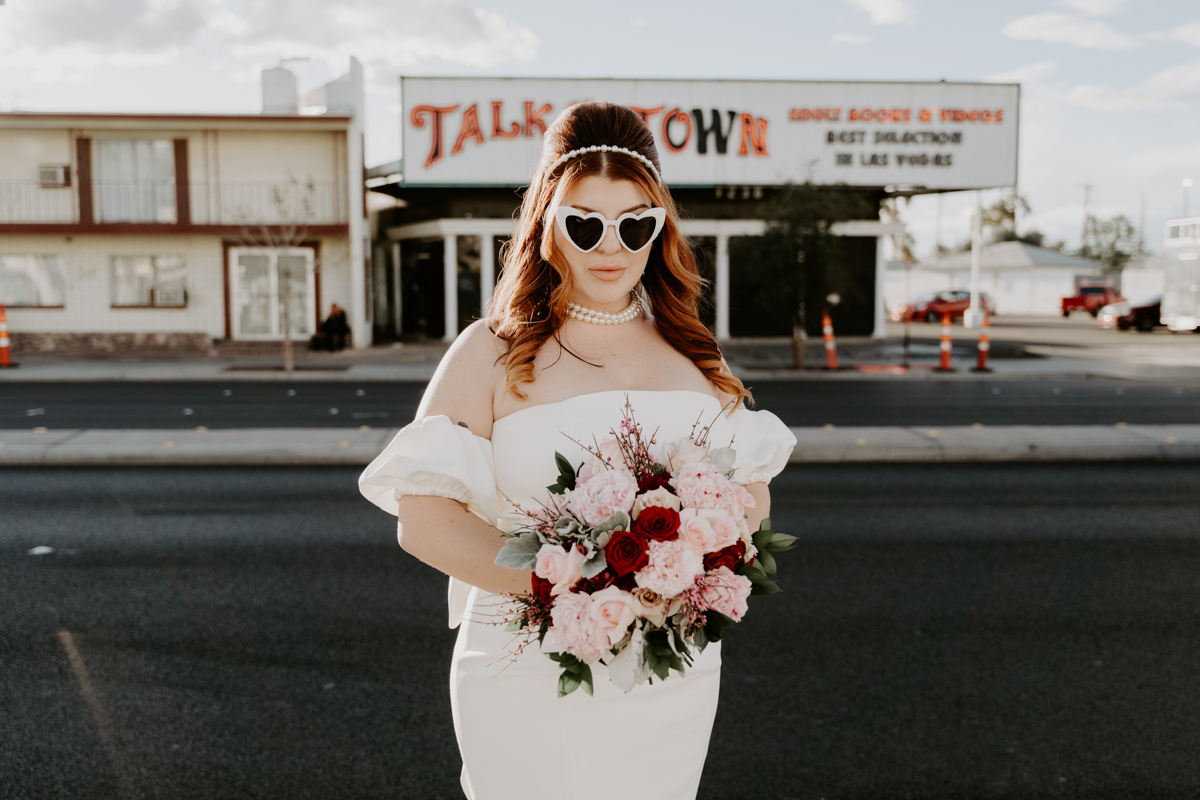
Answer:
[{"left": 360, "top": 102, "right": 795, "bottom": 799}]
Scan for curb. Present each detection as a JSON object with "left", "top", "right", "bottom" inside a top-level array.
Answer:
[{"left": 2, "top": 425, "right": 1198, "bottom": 466}]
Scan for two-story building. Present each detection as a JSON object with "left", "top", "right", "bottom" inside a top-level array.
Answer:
[{"left": 0, "top": 59, "right": 369, "bottom": 352}]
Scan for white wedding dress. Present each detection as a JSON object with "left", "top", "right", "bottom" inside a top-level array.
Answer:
[{"left": 359, "top": 389, "right": 795, "bottom": 800}]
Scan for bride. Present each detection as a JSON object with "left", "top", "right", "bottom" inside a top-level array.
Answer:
[{"left": 360, "top": 101, "right": 795, "bottom": 799}]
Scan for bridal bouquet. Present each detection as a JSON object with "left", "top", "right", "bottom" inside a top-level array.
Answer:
[{"left": 494, "top": 397, "right": 796, "bottom": 697}]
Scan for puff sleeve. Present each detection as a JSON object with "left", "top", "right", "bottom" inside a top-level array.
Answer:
[
  {"left": 359, "top": 415, "right": 498, "bottom": 526},
  {"left": 358, "top": 416, "right": 499, "bottom": 629},
  {"left": 726, "top": 406, "right": 796, "bottom": 485}
]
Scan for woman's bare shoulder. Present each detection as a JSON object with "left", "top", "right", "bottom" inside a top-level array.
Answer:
[{"left": 415, "top": 320, "right": 508, "bottom": 438}]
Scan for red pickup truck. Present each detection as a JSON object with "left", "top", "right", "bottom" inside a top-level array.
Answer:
[{"left": 1062, "top": 285, "right": 1123, "bottom": 317}]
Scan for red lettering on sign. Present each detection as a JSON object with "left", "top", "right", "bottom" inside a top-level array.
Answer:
[
  {"left": 629, "top": 106, "right": 665, "bottom": 126},
  {"left": 738, "top": 113, "right": 768, "bottom": 157},
  {"left": 789, "top": 107, "right": 841, "bottom": 121},
  {"left": 662, "top": 108, "right": 692, "bottom": 153},
  {"left": 452, "top": 104, "right": 486, "bottom": 154},
  {"left": 491, "top": 100, "right": 520, "bottom": 139},
  {"left": 524, "top": 101, "right": 553, "bottom": 138},
  {"left": 410, "top": 104, "right": 459, "bottom": 168},
  {"left": 919, "top": 108, "right": 931, "bottom": 123}
]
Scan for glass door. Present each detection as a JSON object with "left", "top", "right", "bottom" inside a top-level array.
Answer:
[{"left": 230, "top": 248, "right": 315, "bottom": 340}]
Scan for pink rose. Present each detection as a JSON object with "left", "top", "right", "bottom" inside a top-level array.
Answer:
[
  {"left": 697, "top": 566, "right": 752, "bottom": 622},
  {"left": 567, "top": 469, "right": 638, "bottom": 527},
  {"left": 701, "top": 509, "right": 741, "bottom": 552},
  {"left": 679, "top": 508, "right": 717, "bottom": 553},
  {"left": 589, "top": 586, "right": 637, "bottom": 646},
  {"left": 551, "top": 544, "right": 588, "bottom": 597},
  {"left": 673, "top": 462, "right": 735, "bottom": 510},
  {"left": 549, "top": 592, "right": 610, "bottom": 663},
  {"left": 634, "top": 538, "right": 705, "bottom": 598},
  {"left": 534, "top": 543, "right": 568, "bottom": 585}
]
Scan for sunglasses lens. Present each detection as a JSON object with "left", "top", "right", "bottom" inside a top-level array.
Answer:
[
  {"left": 564, "top": 215, "right": 604, "bottom": 251},
  {"left": 618, "top": 216, "right": 658, "bottom": 251}
]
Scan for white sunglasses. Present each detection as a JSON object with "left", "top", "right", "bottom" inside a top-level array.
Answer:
[{"left": 554, "top": 206, "right": 667, "bottom": 254}]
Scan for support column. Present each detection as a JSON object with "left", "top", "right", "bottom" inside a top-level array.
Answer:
[
  {"left": 443, "top": 234, "right": 458, "bottom": 343},
  {"left": 392, "top": 241, "right": 402, "bottom": 337},
  {"left": 873, "top": 235, "right": 887, "bottom": 339},
  {"left": 480, "top": 234, "right": 495, "bottom": 318},
  {"left": 715, "top": 233, "right": 730, "bottom": 341}
]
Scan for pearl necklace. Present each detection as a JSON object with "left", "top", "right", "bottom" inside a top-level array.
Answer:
[{"left": 567, "top": 299, "right": 642, "bottom": 325}]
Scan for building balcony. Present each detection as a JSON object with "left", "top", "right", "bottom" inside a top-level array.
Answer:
[{"left": 0, "top": 180, "right": 349, "bottom": 228}]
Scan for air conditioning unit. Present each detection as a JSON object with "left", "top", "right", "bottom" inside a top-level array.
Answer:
[
  {"left": 153, "top": 285, "right": 187, "bottom": 307},
  {"left": 39, "top": 165, "right": 71, "bottom": 188}
]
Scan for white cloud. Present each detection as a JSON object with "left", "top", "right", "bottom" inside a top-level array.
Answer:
[
  {"left": 844, "top": 0, "right": 914, "bottom": 26},
  {"left": 1058, "top": 0, "right": 1128, "bottom": 15},
  {"left": 1167, "top": 20, "right": 1200, "bottom": 47},
  {"left": 1066, "top": 58, "right": 1200, "bottom": 111},
  {"left": 985, "top": 61, "right": 1059, "bottom": 86},
  {"left": 1002, "top": 13, "right": 1140, "bottom": 50},
  {"left": 833, "top": 33, "right": 873, "bottom": 44},
  {"left": 0, "top": 0, "right": 538, "bottom": 91}
]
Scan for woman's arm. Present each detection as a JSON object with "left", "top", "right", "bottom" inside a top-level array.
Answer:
[
  {"left": 742, "top": 482, "right": 771, "bottom": 535},
  {"left": 395, "top": 321, "right": 532, "bottom": 595}
]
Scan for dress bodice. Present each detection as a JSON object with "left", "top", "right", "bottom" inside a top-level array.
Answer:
[{"left": 490, "top": 390, "right": 727, "bottom": 533}]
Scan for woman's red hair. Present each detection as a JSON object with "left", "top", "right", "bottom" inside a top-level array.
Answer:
[{"left": 489, "top": 102, "right": 748, "bottom": 407}]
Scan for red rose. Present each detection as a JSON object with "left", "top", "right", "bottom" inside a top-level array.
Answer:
[
  {"left": 530, "top": 574, "right": 554, "bottom": 606},
  {"left": 637, "top": 472, "right": 673, "bottom": 494},
  {"left": 572, "top": 569, "right": 616, "bottom": 594},
  {"left": 704, "top": 540, "right": 747, "bottom": 572},
  {"left": 632, "top": 506, "right": 681, "bottom": 542},
  {"left": 604, "top": 529, "right": 650, "bottom": 576},
  {"left": 613, "top": 571, "right": 638, "bottom": 591}
]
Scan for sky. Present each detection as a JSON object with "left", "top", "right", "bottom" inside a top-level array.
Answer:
[{"left": 0, "top": 0, "right": 1197, "bottom": 258}]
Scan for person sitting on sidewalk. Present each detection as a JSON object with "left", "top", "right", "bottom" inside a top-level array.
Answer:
[{"left": 310, "top": 303, "right": 351, "bottom": 351}]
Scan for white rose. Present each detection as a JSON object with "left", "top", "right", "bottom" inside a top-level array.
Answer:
[
  {"left": 661, "top": 438, "right": 708, "bottom": 472},
  {"left": 631, "top": 486, "right": 682, "bottom": 519},
  {"left": 630, "top": 587, "right": 669, "bottom": 627},
  {"left": 534, "top": 543, "right": 568, "bottom": 585}
]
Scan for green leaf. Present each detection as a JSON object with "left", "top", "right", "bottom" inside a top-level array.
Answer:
[
  {"left": 650, "top": 655, "right": 669, "bottom": 681},
  {"left": 558, "top": 669, "right": 582, "bottom": 698},
  {"left": 763, "top": 532, "right": 799, "bottom": 552},
  {"left": 759, "top": 516, "right": 773, "bottom": 532},
  {"left": 494, "top": 532, "right": 543, "bottom": 570},
  {"left": 750, "top": 578, "right": 782, "bottom": 596},
  {"left": 752, "top": 528, "right": 774, "bottom": 553},
  {"left": 704, "top": 610, "right": 737, "bottom": 643},
  {"left": 553, "top": 451, "right": 580, "bottom": 491},
  {"left": 757, "top": 548, "right": 778, "bottom": 576},
  {"left": 579, "top": 663, "right": 594, "bottom": 696}
]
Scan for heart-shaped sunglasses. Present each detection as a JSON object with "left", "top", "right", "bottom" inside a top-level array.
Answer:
[{"left": 554, "top": 206, "right": 667, "bottom": 254}]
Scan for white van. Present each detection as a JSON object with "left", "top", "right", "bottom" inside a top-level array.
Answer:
[{"left": 1162, "top": 218, "right": 1200, "bottom": 332}]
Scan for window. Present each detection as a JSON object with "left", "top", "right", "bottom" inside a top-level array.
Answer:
[
  {"left": 94, "top": 139, "right": 176, "bottom": 223},
  {"left": 0, "top": 255, "right": 66, "bottom": 307},
  {"left": 111, "top": 256, "right": 187, "bottom": 307},
  {"left": 39, "top": 165, "right": 71, "bottom": 188}
]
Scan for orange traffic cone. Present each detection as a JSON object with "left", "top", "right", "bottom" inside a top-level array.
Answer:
[
  {"left": 0, "top": 305, "right": 13, "bottom": 368},
  {"left": 934, "top": 311, "right": 954, "bottom": 372},
  {"left": 822, "top": 310, "right": 839, "bottom": 370},
  {"left": 971, "top": 313, "right": 992, "bottom": 373}
]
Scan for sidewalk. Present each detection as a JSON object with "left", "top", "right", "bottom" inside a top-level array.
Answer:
[{"left": 3, "top": 424, "right": 1197, "bottom": 465}]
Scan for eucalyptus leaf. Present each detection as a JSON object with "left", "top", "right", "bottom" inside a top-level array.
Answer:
[
  {"left": 494, "top": 532, "right": 542, "bottom": 570},
  {"left": 579, "top": 550, "right": 608, "bottom": 579},
  {"left": 709, "top": 447, "right": 737, "bottom": 474}
]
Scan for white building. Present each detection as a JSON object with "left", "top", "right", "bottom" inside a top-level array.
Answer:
[
  {"left": 0, "top": 59, "right": 369, "bottom": 352},
  {"left": 885, "top": 241, "right": 1105, "bottom": 316}
]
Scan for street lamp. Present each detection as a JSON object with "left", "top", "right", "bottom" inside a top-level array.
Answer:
[{"left": 1185, "top": 178, "right": 1194, "bottom": 218}]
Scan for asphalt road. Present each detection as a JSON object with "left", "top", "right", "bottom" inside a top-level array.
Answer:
[
  {"left": 4, "top": 464, "right": 1200, "bottom": 799},
  {"left": 4, "top": 377, "right": 1200, "bottom": 429}
]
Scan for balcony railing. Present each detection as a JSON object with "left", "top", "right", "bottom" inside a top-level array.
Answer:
[
  {"left": 0, "top": 180, "right": 348, "bottom": 226},
  {"left": 0, "top": 182, "right": 76, "bottom": 223}
]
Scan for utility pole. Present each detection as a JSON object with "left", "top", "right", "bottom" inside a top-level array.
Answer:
[
  {"left": 1184, "top": 178, "right": 1193, "bottom": 218},
  {"left": 966, "top": 190, "right": 983, "bottom": 329}
]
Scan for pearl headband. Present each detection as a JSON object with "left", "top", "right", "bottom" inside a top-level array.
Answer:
[{"left": 548, "top": 145, "right": 664, "bottom": 186}]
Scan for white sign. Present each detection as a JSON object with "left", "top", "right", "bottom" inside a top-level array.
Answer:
[{"left": 401, "top": 77, "right": 1019, "bottom": 190}]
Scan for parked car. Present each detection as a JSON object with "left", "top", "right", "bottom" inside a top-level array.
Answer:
[
  {"left": 1097, "top": 295, "right": 1162, "bottom": 332},
  {"left": 1062, "top": 285, "right": 1122, "bottom": 316},
  {"left": 893, "top": 290, "right": 995, "bottom": 323}
]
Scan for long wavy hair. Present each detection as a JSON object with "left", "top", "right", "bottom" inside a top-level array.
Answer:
[{"left": 490, "top": 101, "right": 749, "bottom": 407}]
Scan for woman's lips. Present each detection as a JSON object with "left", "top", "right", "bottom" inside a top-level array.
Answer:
[{"left": 589, "top": 266, "right": 626, "bottom": 282}]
